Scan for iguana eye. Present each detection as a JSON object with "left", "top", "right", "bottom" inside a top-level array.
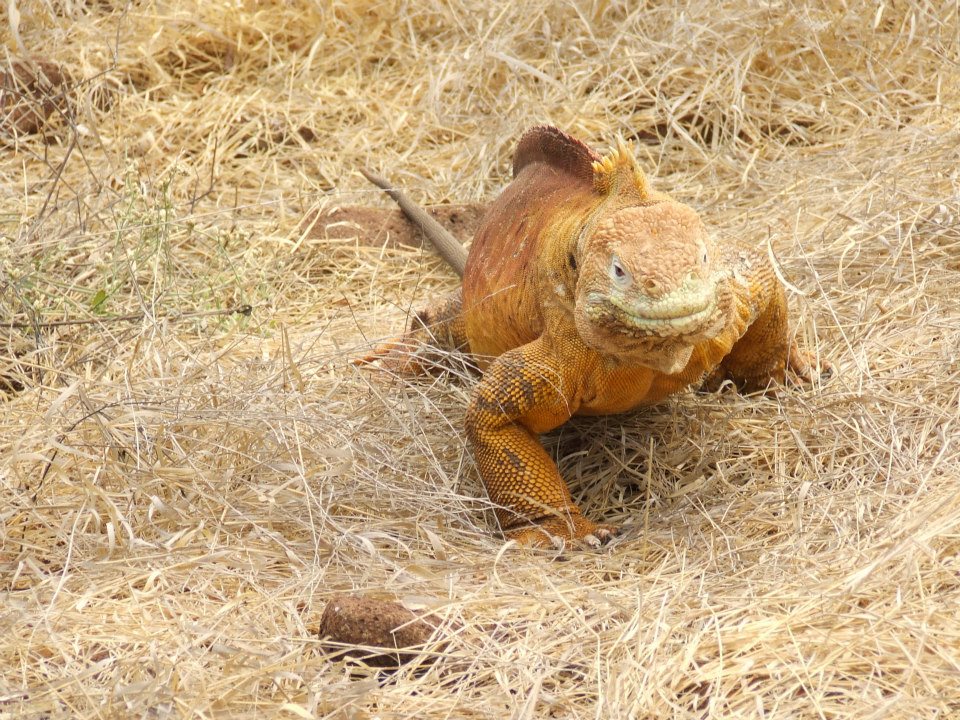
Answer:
[
  {"left": 699, "top": 241, "right": 709, "bottom": 266},
  {"left": 609, "top": 255, "right": 631, "bottom": 287}
]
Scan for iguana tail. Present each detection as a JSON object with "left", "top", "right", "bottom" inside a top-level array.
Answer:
[{"left": 360, "top": 168, "right": 468, "bottom": 278}]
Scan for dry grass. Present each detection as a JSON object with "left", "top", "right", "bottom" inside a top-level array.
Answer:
[{"left": 2, "top": 1, "right": 960, "bottom": 717}]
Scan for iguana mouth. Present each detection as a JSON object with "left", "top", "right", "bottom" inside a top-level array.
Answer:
[{"left": 585, "top": 276, "right": 722, "bottom": 338}]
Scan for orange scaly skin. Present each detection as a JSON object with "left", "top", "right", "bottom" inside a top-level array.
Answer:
[{"left": 362, "top": 126, "right": 824, "bottom": 548}]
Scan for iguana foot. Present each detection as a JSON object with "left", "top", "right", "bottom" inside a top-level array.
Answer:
[
  {"left": 787, "top": 342, "right": 832, "bottom": 384},
  {"left": 353, "top": 337, "right": 430, "bottom": 375},
  {"left": 700, "top": 341, "right": 831, "bottom": 393},
  {"left": 505, "top": 516, "right": 619, "bottom": 549},
  {"left": 354, "top": 289, "right": 469, "bottom": 377}
]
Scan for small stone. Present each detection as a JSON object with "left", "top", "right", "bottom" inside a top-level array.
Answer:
[{"left": 318, "top": 594, "right": 446, "bottom": 668}]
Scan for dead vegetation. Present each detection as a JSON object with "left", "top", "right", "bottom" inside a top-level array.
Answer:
[{"left": 2, "top": 1, "right": 959, "bottom": 718}]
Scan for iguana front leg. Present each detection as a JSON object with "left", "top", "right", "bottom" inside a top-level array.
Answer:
[
  {"left": 465, "top": 338, "right": 617, "bottom": 548},
  {"left": 717, "top": 259, "right": 828, "bottom": 390}
]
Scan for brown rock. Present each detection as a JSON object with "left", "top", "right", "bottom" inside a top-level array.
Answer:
[
  {"left": 1, "top": 58, "right": 73, "bottom": 137},
  {"left": 318, "top": 594, "right": 446, "bottom": 668},
  {"left": 306, "top": 203, "right": 486, "bottom": 251}
]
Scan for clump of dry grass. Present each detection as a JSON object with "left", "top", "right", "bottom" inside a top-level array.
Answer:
[{"left": 2, "top": 1, "right": 959, "bottom": 717}]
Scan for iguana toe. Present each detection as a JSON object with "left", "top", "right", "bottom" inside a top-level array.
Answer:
[{"left": 788, "top": 342, "right": 832, "bottom": 384}]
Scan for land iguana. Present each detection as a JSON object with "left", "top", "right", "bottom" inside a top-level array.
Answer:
[{"left": 360, "top": 125, "right": 826, "bottom": 548}]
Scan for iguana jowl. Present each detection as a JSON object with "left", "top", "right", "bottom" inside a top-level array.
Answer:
[{"left": 362, "top": 125, "right": 824, "bottom": 548}]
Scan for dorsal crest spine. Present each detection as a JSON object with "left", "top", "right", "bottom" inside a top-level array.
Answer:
[
  {"left": 513, "top": 125, "right": 600, "bottom": 183},
  {"left": 591, "top": 137, "right": 651, "bottom": 199}
]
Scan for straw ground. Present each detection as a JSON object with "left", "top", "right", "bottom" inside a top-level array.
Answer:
[{"left": 2, "top": 1, "right": 959, "bottom": 717}]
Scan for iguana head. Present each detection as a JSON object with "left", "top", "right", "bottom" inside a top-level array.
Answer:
[{"left": 573, "top": 141, "right": 733, "bottom": 374}]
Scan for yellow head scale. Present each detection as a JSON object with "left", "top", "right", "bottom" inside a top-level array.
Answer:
[{"left": 591, "top": 137, "right": 651, "bottom": 199}]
